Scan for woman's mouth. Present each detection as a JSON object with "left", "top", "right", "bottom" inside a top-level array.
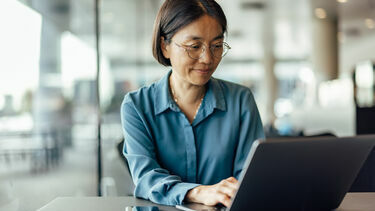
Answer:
[{"left": 194, "top": 69, "right": 211, "bottom": 74}]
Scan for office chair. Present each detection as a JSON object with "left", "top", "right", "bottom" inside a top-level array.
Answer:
[{"left": 116, "top": 138, "right": 131, "bottom": 176}]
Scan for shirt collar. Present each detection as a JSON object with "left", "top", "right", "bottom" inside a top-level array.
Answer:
[
  {"left": 154, "top": 70, "right": 175, "bottom": 115},
  {"left": 205, "top": 77, "right": 226, "bottom": 112},
  {"left": 154, "top": 70, "right": 227, "bottom": 115}
]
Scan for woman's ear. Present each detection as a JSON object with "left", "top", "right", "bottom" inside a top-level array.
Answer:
[{"left": 161, "top": 36, "right": 170, "bottom": 59}]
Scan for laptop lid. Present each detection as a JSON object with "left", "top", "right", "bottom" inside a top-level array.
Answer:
[{"left": 229, "top": 135, "right": 375, "bottom": 211}]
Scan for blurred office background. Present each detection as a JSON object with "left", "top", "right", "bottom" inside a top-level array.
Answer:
[{"left": 0, "top": 0, "right": 374, "bottom": 210}]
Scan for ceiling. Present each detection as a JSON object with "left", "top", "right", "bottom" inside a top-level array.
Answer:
[
  {"left": 97, "top": 0, "right": 375, "bottom": 65},
  {"left": 20, "top": 0, "right": 375, "bottom": 67}
]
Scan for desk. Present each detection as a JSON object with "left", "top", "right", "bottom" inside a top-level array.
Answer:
[{"left": 37, "top": 193, "right": 375, "bottom": 211}]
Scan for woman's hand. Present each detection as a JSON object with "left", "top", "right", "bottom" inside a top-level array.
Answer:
[{"left": 184, "top": 177, "right": 239, "bottom": 207}]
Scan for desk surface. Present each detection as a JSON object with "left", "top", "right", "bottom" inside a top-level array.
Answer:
[{"left": 37, "top": 193, "right": 375, "bottom": 211}]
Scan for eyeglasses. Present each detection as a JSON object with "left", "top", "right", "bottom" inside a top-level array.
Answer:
[{"left": 174, "top": 41, "right": 231, "bottom": 60}]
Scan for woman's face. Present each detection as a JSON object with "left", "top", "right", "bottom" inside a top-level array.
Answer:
[{"left": 162, "top": 15, "right": 224, "bottom": 86}]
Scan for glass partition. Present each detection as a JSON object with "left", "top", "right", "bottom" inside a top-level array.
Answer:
[{"left": 0, "top": 1, "right": 98, "bottom": 210}]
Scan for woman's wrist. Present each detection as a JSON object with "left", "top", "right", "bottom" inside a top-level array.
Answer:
[{"left": 185, "top": 185, "right": 203, "bottom": 203}]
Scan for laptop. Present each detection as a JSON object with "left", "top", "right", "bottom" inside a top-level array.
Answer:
[{"left": 176, "top": 135, "right": 375, "bottom": 211}]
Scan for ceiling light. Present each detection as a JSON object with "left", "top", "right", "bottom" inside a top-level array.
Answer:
[
  {"left": 315, "top": 8, "right": 327, "bottom": 19},
  {"left": 365, "top": 18, "right": 375, "bottom": 29},
  {"left": 337, "top": 0, "right": 347, "bottom": 3}
]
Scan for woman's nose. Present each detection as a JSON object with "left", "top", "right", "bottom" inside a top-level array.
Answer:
[{"left": 199, "top": 47, "right": 213, "bottom": 64}]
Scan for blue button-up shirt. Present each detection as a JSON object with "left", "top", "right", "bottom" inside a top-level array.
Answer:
[{"left": 121, "top": 71, "right": 264, "bottom": 206}]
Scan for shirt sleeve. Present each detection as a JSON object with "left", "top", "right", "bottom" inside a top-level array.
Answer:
[
  {"left": 232, "top": 88, "right": 265, "bottom": 179},
  {"left": 120, "top": 95, "right": 199, "bottom": 206}
]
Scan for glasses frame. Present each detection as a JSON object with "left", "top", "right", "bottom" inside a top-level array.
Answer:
[{"left": 173, "top": 41, "right": 231, "bottom": 60}]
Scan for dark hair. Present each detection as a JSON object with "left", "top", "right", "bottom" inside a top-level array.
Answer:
[{"left": 152, "top": 0, "right": 227, "bottom": 66}]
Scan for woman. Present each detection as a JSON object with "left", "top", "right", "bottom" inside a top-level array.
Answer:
[{"left": 121, "top": 0, "right": 264, "bottom": 207}]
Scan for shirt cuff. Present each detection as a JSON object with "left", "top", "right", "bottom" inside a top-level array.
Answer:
[{"left": 169, "top": 182, "right": 200, "bottom": 205}]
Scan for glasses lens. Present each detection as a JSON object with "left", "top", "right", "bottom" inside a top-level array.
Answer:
[
  {"left": 211, "top": 42, "right": 230, "bottom": 58},
  {"left": 211, "top": 44, "right": 223, "bottom": 59},
  {"left": 221, "top": 43, "right": 230, "bottom": 58},
  {"left": 187, "top": 46, "right": 204, "bottom": 59},
  {"left": 186, "top": 42, "right": 230, "bottom": 59}
]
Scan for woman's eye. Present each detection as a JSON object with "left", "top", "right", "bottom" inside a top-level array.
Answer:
[
  {"left": 189, "top": 44, "right": 201, "bottom": 50},
  {"left": 212, "top": 43, "right": 223, "bottom": 49}
]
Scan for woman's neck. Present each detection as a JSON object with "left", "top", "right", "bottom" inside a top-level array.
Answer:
[{"left": 169, "top": 73, "right": 205, "bottom": 105}]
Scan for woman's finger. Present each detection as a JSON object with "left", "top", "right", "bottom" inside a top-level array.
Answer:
[
  {"left": 217, "top": 193, "right": 232, "bottom": 207},
  {"left": 217, "top": 184, "right": 237, "bottom": 198},
  {"left": 219, "top": 178, "right": 239, "bottom": 194},
  {"left": 226, "top": 177, "right": 238, "bottom": 183},
  {"left": 225, "top": 177, "right": 239, "bottom": 187}
]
